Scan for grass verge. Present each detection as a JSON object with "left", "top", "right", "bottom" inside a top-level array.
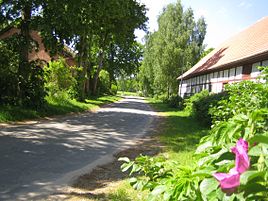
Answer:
[
  {"left": 0, "top": 95, "right": 121, "bottom": 123},
  {"left": 117, "top": 91, "right": 139, "bottom": 96},
  {"left": 148, "top": 98, "right": 208, "bottom": 166},
  {"left": 65, "top": 98, "right": 209, "bottom": 201}
]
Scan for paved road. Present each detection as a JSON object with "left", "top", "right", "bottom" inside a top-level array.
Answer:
[{"left": 0, "top": 96, "right": 157, "bottom": 200}]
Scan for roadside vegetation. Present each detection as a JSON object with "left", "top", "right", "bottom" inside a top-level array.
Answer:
[
  {"left": 120, "top": 67, "right": 268, "bottom": 201},
  {"left": 0, "top": 95, "right": 121, "bottom": 123},
  {"left": 0, "top": 0, "right": 147, "bottom": 119},
  {"left": 0, "top": 57, "right": 122, "bottom": 123}
]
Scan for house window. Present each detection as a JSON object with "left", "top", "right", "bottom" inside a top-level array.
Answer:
[
  {"left": 224, "top": 70, "right": 229, "bottom": 79},
  {"left": 262, "top": 60, "right": 268, "bottom": 66},
  {"left": 229, "top": 68, "right": 236, "bottom": 80},
  {"left": 235, "top": 66, "right": 243, "bottom": 79},
  {"left": 209, "top": 73, "right": 213, "bottom": 80},
  {"left": 201, "top": 75, "right": 205, "bottom": 83},
  {"left": 218, "top": 71, "right": 223, "bottom": 81},
  {"left": 251, "top": 62, "right": 261, "bottom": 78}
]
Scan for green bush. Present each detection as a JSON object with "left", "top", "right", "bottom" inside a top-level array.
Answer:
[
  {"left": 184, "top": 90, "right": 210, "bottom": 114},
  {"left": 164, "top": 94, "right": 184, "bottom": 110},
  {"left": 193, "top": 92, "right": 228, "bottom": 126},
  {"left": 110, "top": 84, "right": 118, "bottom": 95},
  {"left": 184, "top": 90, "right": 228, "bottom": 126},
  {"left": 210, "top": 81, "right": 268, "bottom": 124},
  {"left": 99, "top": 70, "right": 111, "bottom": 95},
  {"left": 44, "top": 58, "right": 77, "bottom": 99}
]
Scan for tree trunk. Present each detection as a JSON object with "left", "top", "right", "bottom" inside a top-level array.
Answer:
[
  {"left": 18, "top": 4, "right": 32, "bottom": 104},
  {"left": 77, "top": 32, "right": 91, "bottom": 100},
  {"left": 92, "top": 49, "right": 104, "bottom": 95}
]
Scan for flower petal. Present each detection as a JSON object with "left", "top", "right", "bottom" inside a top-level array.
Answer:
[
  {"left": 232, "top": 138, "right": 250, "bottom": 174},
  {"left": 213, "top": 169, "right": 240, "bottom": 189}
]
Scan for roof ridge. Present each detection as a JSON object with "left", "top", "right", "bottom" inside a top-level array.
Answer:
[{"left": 178, "top": 16, "right": 268, "bottom": 79}]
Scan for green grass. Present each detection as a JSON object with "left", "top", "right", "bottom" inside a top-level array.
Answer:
[
  {"left": 148, "top": 98, "right": 209, "bottom": 165},
  {"left": 117, "top": 91, "right": 139, "bottom": 96},
  {"left": 0, "top": 95, "right": 121, "bottom": 123},
  {"left": 73, "top": 98, "right": 209, "bottom": 201}
]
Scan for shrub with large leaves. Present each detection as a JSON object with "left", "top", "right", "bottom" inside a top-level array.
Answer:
[
  {"left": 120, "top": 67, "right": 268, "bottom": 200},
  {"left": 210, "top": 80, "right": 268, "bottom": 124}
]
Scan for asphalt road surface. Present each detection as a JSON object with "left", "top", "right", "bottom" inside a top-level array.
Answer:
[{"left": 0, "top": 96, "right": 157, "bottom": 200}]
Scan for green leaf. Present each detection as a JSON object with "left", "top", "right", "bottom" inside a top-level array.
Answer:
[
  {"left": 129, "top": 177, "right": 137, "bottom": 184},
  {"left": 151, "top": 185, "right": 166, "bottom": 196},
  {"left": 200, "top": 178, "right": 219, "bottom": 199},
  {"left": 198, "top": 148, "right": 228, "bottom": 166},
  {"left": 215, "top": 160, "right": 232, "bottom": 166},
  {"left": 118, "top": 157, "right": 130, "bottom": 163},
  {"left": 196, "top": 141, "right": 213, "bottom": 154},
  {"left": 248, "top": 145, "right": 262, "bottom": 156},
  {"left": 249, "top": 134, "right": 268, "bottom": 145},
  {"left": 133, "top": 180, "right": 146, "bottom": 190},
  {"left": 240, "top": 170, "right": 265, "bottom": 185},
  {"left": 192, "top": 168, "right": 215, "bottom": 177},
  {"left": 120, "top": 161, "right": 134, "bottom": 172},
  {"left": 163, "top": 189, "right": 173, "bottom": 201},
  {"left": 243, "top": 183, "right": 267, "bottom": 196}
]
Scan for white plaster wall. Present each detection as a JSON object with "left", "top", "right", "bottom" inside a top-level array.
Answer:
[
  {"left": 180, "top": 83, "right": 187, "bottom": 97},
  {"left": 212, "top": 82, "right": 223, "bottom": 93}
]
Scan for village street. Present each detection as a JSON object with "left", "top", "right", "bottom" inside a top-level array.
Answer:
[{"left": 0, "top": 96, "right": 157, "bottom": 201}]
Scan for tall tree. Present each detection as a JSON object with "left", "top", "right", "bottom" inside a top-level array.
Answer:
[
  {"left": 0, "top": 0, "right": 45, "bottom": 105},
  {"left": 139, "top": 0, "right": 206, "bottom": 97},
  {"left": 91, "top": 0, "right": 147, "bottom": 95}
]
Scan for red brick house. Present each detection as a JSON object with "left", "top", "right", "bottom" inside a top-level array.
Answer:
[
  {"left": 178, "top": 17, "right": 268, "bottom": 97},
  {"left": 0, "top": 27, "right": 76, "bottom": 66}
]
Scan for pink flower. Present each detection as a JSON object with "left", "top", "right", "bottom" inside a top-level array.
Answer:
[
  {"left": 231, "top": 138, "right": 250, "bottom": 174},
  {"left": 213, "top": 168, "right": 240, "bottom": 190},
  {"left": 213, "top": 138, "right": 250, "bottom": 192}
]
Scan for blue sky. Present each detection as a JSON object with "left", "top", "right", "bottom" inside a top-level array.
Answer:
[{"left": 135, "top": 0, "right": 268, "bottom": 48}]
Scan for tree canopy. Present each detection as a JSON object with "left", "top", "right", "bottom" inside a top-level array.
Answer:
[
  {"left": 139, "top": 1, "right": 207, "bottom": 97},
  {"left": 0, "top": 0, "right": 148, "bottom": 105}
]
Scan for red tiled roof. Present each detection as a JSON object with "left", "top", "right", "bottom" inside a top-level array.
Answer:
[{"left": 179, "top": 16, "right": 268, "bottom": 79}]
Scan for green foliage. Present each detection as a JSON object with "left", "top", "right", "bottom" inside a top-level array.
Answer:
[
  {"left": 0, "top": 37, "right": 46, "bottom": 108},
  {"left": 117, "top": 75, "right": 139, "bottom": 93},
  {"left": 163, "top": 95, "right": 184, "bottom": 110},
  {"left": 187, "top": 91, "right": 228, "bottom": 126},
  {"left": 195, "top": 109, "right": 268, "bottom": 200},
  {"left": 98, "top": 70, "right": 111, "bottom": 95},
  {"left": 121, "top": 69, "right": 268, "bottom": 200},
  {"left": 24, "top": 62, "right": 46, "bottom": 108},
  {"left": 139, "top": 1, "right": 207, "bottom": 97},
  {"left": 210, "top": 80, "right": 268, "bottom": 124},
  {"left": 110, "top": 84, "right": 118, "bottom": 95},
  {"left": 184, "top": 90, "right": 210, "bottom": 114},
  {"left": 0, "top": 95, "right": 121, "bottom": 122},
  {"left": 119, "top": 156, "right": 209, "bottom": 201},
  {"left": 0, "top": 38, "right": 20, "bottom": 104},
  {"left": 44, "top": 58, "right": 77, "bottom": 100},
  {"left": 1, "top": 0, "right": 147, "bottom": 104}
]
